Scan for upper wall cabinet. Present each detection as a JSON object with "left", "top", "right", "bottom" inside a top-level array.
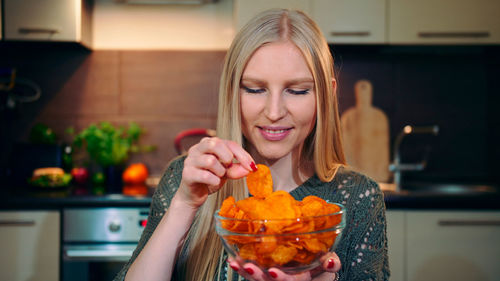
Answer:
[
  {"left": 234, "top": 0, "right": 499, "bottom": 45},
  {"left": 3, "top": 0, "right": 92, "bottom": 47},
  {"left": 389, "top": 0, "right": 500, "bottom": 44},
  {"left": 311, "top": 0, "right": 386, "bottom": 44}
]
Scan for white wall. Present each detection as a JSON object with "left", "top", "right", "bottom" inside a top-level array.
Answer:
[{"left": 92, "top": 0, "right": 234, "bottom": 50}]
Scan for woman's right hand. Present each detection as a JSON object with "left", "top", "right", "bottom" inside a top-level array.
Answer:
[{"left": 176, "top": 137, "right": 256, "bottom": 209}]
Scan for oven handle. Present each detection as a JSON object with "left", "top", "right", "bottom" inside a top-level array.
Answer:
[{"left": 64, "top": 249, "right": 134, "bottom": 261}]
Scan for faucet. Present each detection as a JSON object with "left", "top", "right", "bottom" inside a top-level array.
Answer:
[{"left": 389, "top": 125, "right": 439, "bottom": 192}]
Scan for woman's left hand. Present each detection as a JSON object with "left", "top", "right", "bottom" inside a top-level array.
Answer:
[{"left": 228, "top": 252, "right": 341, "bottom": 281}]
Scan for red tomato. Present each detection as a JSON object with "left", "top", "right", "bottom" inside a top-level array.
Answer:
[{"left": 71, "top": 167, "right": 89, "bottom": 185}]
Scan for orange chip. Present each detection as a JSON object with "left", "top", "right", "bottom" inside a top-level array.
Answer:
[
  {"left": 271, "top": 245, "right": 298, "bottom": 265},
  {"left": 246, "top": 164, "right": 273, "bottom": 198},
  {"left": 302, "top": 238, "right": 327, "bottom": 253},
  {"left": 292, "top": 249, "right": 316, "bottom": 264},
  {"left": 255, "top": 236, "right": 278, "bottom": 254},
  {"left": 239, "top": 244, "right": 258, "bottom": 261},
  {"left": 219, "top": 196, "right": 236, "bottom": 217}
]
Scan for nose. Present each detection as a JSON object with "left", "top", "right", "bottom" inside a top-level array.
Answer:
[{"left": 264, "top": 90, "right": 287, "bottom": 121}]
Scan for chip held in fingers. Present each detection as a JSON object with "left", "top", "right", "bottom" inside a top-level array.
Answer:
[
  {"left": 215, "top": 164, "right": 345, "bottom": 272},
  {"left": 245, "top": 164, "right": 273, "bottom": 198}
]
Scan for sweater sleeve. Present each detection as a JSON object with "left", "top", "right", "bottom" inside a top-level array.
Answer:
[
  {"left": 336, "top": 174, "right": 390, "bottom": 281},
  {"left": 112, "top": 156, "right": 185, "bottom": 281}
]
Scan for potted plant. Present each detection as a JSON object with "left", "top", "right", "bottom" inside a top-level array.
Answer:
[{"left": 67, "top": 121, "right": 155, "bottom": 192}]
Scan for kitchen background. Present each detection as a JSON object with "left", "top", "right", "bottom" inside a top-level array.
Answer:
[
  {"left": 1, "top": 1, "right": 499, "bottom": 281},
  {"left": 1, "top": 0, "right": 499, "bottom": 185}
]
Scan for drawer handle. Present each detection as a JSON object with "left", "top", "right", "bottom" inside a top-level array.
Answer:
[
  {"left": 18, "top": 28, "right": 60, "bottom": 35},
  {"left": 418, "top": 31, "right": 490, "bottom": 38},
  {"left": 330, "top": 31, "right": 371, "bottom": 37},
  {"left": 0, "top": 220, "right": 36, "bottom": 226},
  {"left": 438, "top": 220, "right": 500, "bottom": 226}
]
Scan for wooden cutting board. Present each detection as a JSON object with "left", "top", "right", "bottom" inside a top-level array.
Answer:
[{"left": 340, "top": 80, "right": 391, "bottom": 183}]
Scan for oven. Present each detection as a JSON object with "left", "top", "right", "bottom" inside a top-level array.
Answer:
[{"left": 62, "top": 208, "right": 148, "bottom": 281}]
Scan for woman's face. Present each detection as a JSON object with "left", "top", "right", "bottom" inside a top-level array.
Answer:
[{"left": 240, "top": 40, "right": 317, "bottom": 161}]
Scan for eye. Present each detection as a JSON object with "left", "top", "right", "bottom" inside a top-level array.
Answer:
[
  {"left": 286, "top": 88, "right": 310, "bottom": 95},
  {"left": 242, "top": 86, "right": 266, "bottom": 94}
]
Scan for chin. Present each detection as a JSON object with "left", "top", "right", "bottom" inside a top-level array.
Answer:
[{"left": 255, "top": 143, "right": 296, "bottom": 160}]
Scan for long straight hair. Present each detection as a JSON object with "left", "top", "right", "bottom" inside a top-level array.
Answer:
[{"left": 183, "top": 9, "right": 346, "bottom": 281}]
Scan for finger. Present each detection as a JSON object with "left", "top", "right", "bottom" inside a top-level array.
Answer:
[
  {"left": 191, "top": 154, "right": 226, "bottom": 178},
  {"left": 267, "top": 268, "right": 309, "bottom": 281},
  {"left": 242, "top": 263, "right": 267, "bottom": 281},
  {"left": 223, "top": 140, "right": 255, "bottom": 172},
  {"left": 191, "top": 137, "right": 235, "bottom": 167},
  {"left": 182, "top": 166, "right": 221, "bottom": 187},
  {"left": 225, "top": 163, "right": 252, "bottom": 179},
  {"left": 227, "top": 259, "right": 266, "bottom": 281},
  {"left": 321, "top": 252, "right": 341, "bottom": 273}
]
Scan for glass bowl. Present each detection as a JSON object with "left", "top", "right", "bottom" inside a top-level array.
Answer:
[{"left": 214, "top": 203, "right": 345, "bottom": 274}]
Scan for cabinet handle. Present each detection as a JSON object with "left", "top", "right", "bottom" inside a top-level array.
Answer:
[
  {"left": 18, "top": 28, "right": 60, "bottom": 35},
  {"left": 0, "top": 220, "right": 36, "bottom": 226},
  {"left": 330, "top": 31, "right": 371, "bottom": 37},
  {"left": 418, "top": 31, "right": 490, "bottom": 38},
  {"left": 438, "top": 220, "right": 500, "bottom": 226}
]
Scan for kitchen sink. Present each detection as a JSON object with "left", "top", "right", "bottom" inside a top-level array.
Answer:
[{"left": 401, "top": 183, "right": 499, "bottom": 195}]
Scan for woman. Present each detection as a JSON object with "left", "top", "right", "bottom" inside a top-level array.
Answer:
[{"left": 115, "top": 8, "right": 389, "bottom": 281}]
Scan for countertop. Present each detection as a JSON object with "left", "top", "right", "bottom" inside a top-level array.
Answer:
[{"left": 1, "top": 184, "right": 499, "bottom": 210}]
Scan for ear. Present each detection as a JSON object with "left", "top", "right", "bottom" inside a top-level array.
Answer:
[{"left": 331, "top": 78, "right": 337, "bottom": 93}]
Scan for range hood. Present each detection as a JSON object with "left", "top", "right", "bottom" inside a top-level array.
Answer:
[{"left": 115, "top": 0, "right": 217, "bottom": 4}]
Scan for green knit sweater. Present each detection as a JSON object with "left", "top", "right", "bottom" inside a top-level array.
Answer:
[{"left": 114, "top": 157, "right": 390, "bottom": 281}]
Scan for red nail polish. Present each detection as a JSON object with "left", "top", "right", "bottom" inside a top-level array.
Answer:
[
  {"left": 269, "top": 271, "right": 278, "bottom": 278},
  {"left": 244, "top": 267, "right": 254, "bottom": 275},
  {"left": 250, "top": 162, "right": 258, "bottom": 172},
  {"left": 230, "top": 264, "right": 239, "bottom": 271},
  {"left": 328, "top": 258, "right": 335, "bottom": 269}
]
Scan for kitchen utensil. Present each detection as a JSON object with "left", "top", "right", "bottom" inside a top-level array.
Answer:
[{"left": 341, "top": 80, "right": 390, "bottom": 183}]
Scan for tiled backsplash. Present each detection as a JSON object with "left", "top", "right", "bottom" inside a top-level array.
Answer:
[{"left": 1, "top": 43, "right": 498, "bottom": 184}]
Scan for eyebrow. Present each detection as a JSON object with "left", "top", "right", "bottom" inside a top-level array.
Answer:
[{"left": 241, "top": 77, "right": 314, "bottom": 85}]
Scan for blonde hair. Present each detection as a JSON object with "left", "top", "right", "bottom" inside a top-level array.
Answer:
[{"left": 183, "top": 8, "right": 346, "bottom": 281}]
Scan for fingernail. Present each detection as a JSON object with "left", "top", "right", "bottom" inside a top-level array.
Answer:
[
  {"left": 250, "top": 162, "right": 258, "bottom": 172},
  {"left": 244, "top": 267, "right": 254, "bottom": 275},
  {"left": 328, "top": 258, "right": 335, "bottom": 269},
  {"left": 269, "top": 271, "right": 278, "bottom": 278},
  {"left": 230, "top": 264, "right": 239, "bottom": 271}
]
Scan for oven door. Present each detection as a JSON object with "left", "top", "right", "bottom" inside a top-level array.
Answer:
[{"left": 62, "top": 244, "right": 136, "bottom": 281}]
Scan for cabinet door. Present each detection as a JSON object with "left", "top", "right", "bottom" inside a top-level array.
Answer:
[
  {"left": 311, "top": 0, "right": 386, "bottom": 44},
  {"left": 406, "top": 211, "right": 500, "bottom": 281},
  {"left": 234, "top": 0, "right": 311, "bottom": 31},
  {"left": 0, "top": 211, "right": 60, "bottom": 281},
  {"left": 4, "top": 0, "right": 81, "bottom": 41},
  {"left": 386, "top": 211, "right": 405, "bottom": 281},
  {"left": 389, "top": 0, "right": 500, "bottom": 44}
]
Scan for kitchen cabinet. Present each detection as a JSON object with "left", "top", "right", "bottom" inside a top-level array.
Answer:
[
  {"left": 406, "top": 211, "right": 500, "bottom": 281},
  {"left": 386, "top": 211, "right": 405, "bottom": 281},
  {"left": 386, "top": 210, "right": 500, "bottom": 281},
  {"left": 234, "top": 0, "right": 499, "bottom": 45},
  {"left": 311, "top": 0, "right": 386, "bottom": 44},
  {"left": 3, "top": 0, "right": 92, "bottom": 47},
  {"left": 234, "top": 0, "right": 311, "bottom": 31},
  {"left": 0, "top": 211, "right": 60, "bottom": 281},
  {"left": 389, "top": 0, "right": 500, "bottom": 44}
]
